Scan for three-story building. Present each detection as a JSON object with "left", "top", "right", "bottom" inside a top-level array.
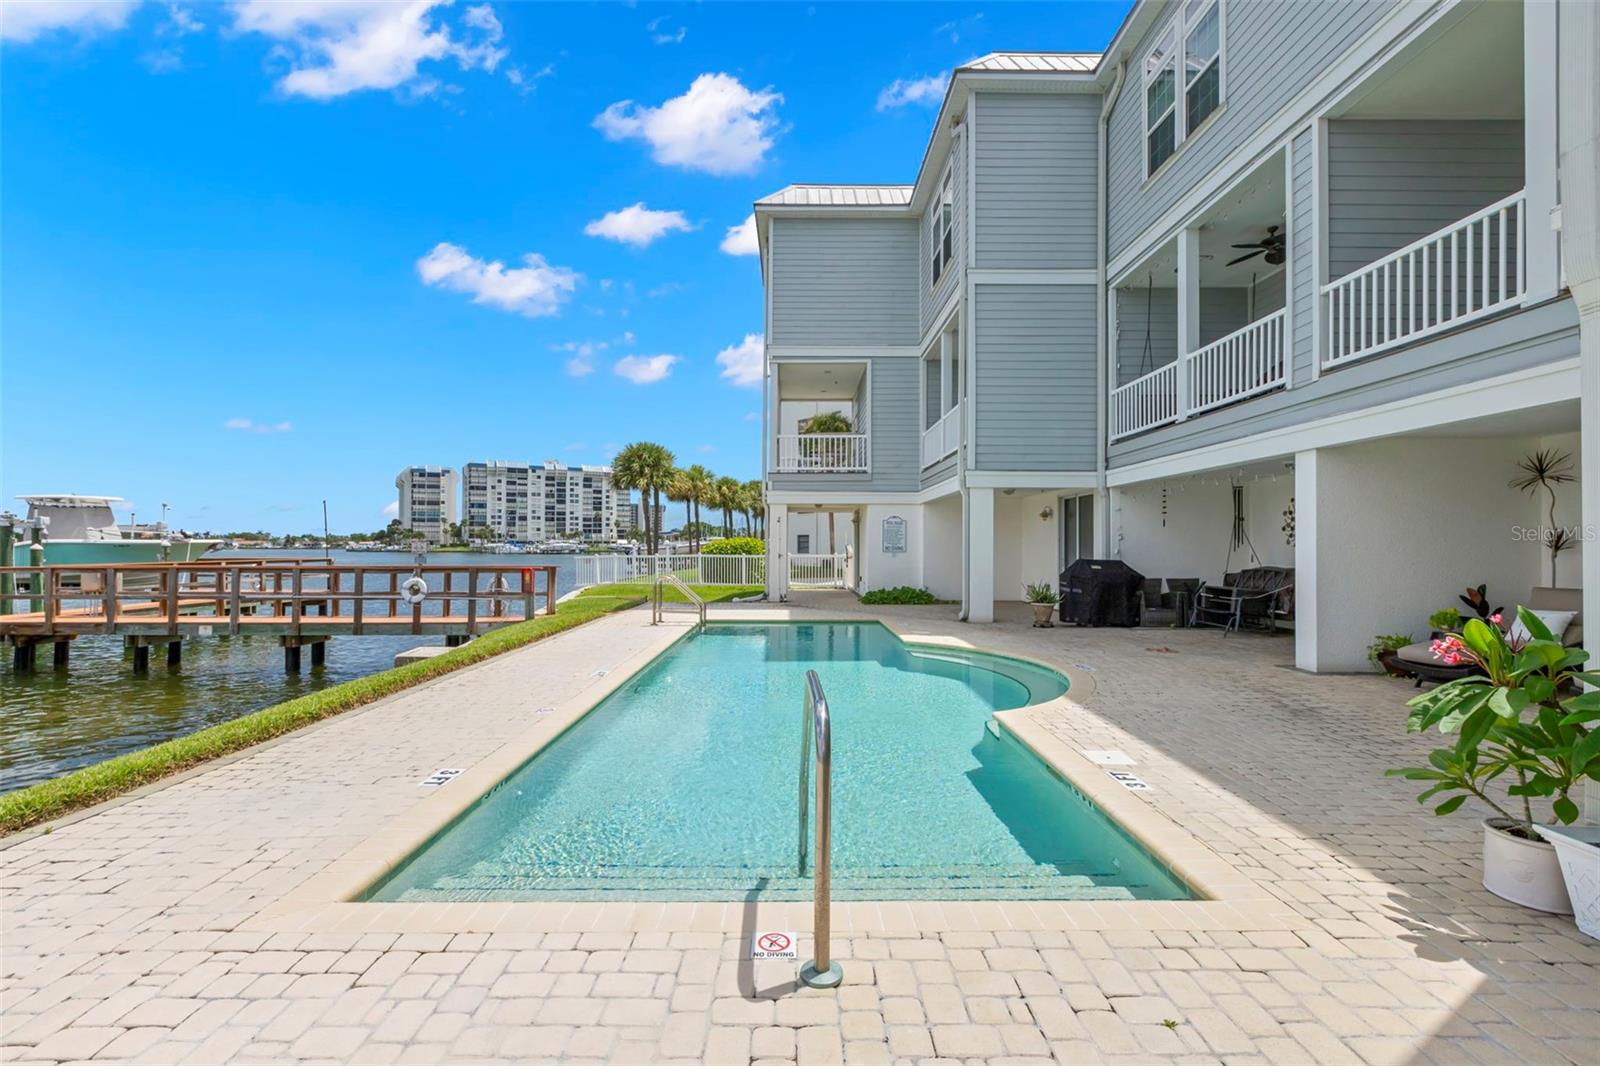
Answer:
[{"left": 758, "top": 0, "right": 1600, "bottom": 671}]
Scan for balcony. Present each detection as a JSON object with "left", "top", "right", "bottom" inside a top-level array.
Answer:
[
  {"left": 921, "top": 403, "right": 961, "bottom": 468},
  {"left": 1322, "top": 191, "right": 1525, "bottom": 369},
  {"left": 773, "top": 433, "right": 870, "bottom": 474},
  {"left": 1110, "top": 309, "right": 1286, "bottom": 441}
]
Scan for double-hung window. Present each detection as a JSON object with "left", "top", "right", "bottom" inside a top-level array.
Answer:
[
  {"left": 1144, "top": 0, "right": 1224, "bottom": 176},
  {"left": 929, "top": 166, "right": 954, "bottom": 287}
]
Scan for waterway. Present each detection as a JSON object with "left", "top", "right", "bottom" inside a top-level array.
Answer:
[{"left": 0, "top": 549, "right": 589, "bottom": 793}]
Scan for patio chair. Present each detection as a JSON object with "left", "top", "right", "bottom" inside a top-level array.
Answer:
[
  {"left": 1190, "top": 567, "right": 1295, "bottom": 635},
  {"left": 1138, "top": 578, "right": 1199, "bottom": 627}
]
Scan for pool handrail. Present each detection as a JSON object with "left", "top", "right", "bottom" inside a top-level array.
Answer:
[
  {"left": 798, "top": 669, "right": 843, "bottom": 988},
  {"left": 650, "top": 573, "right": 705, "bottom": 626}
]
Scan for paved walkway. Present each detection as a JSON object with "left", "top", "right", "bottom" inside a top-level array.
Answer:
[{"left": 1, "top": 603, "right": 1596, "bottom": 1064}]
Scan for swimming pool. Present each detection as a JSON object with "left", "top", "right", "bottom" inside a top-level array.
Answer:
[{"left": 365, "top": 622, "right": 1192, "bottom": 902}]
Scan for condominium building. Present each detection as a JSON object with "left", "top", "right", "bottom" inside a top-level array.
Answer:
[
  {"left": 757, "top": 0, "right": 1600, "bottom": 673},
  {"left": 460, "top": 460, "right": 620, "bottom": 543},
  {"left": 393, "top": 466, "right": 458, "bottom": 546},
  {"left": 615, "top": 494, "right": 639, "bottom": 536}
]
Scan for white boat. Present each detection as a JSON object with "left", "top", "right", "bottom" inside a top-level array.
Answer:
[{"left": 10, "top": 495, "right": 220, "bottom": 568}]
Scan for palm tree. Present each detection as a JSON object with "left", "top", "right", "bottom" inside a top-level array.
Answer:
[
  {"left": 684, "top": 465, "right": 714, "bottom": 551},
  {"left": 713, "top": 476, "right": 741, "bottom": 538},
  {"left": 638, "top": 443, "right": 677, "bottom": 554},
  {"left": 665, "top": 468, "right": 693, "bottom": 552},
  {"left": 744, "top": 480, "right": 765, "bottom": 538},
  {"left": 611, "top": 443, "right": 652, "bottom": 552}
]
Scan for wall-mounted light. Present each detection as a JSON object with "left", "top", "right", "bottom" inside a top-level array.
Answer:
[{"left": 1039, "top": 506, "right": 1053, "bottom": 522}]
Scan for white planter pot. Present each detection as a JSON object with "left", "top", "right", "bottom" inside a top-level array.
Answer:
[
  {"left": 1534, "top": 824, "right": 1600, "bottom": 939},
  {"left": 1482, "top": 819, "right": 1572, "bottom": 914},
  {"left": 1031, "top": 603, "right": 1056, "bottom": 627}
]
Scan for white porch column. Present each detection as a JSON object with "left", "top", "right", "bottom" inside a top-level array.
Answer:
[
  {"left": 1293, "top": 450, "right": 1320, "bottom": 672},
  {"left": 1176, "top": 226, "right": 1200, "bottom": 420},
  {"left": 1524, "top": 0, "right": 1561, "bottom": 304},
  {"left": 939, "top": 328, "right": 953, "bottom": 415},
  {"left": 766, "top": 503, "right": 788, "bottom": 601},
  {"left": 968, "top": 487, "right": 996, "bottom": 623}
]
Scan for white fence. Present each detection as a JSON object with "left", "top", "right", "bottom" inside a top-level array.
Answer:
[
  {"left": 576, "top": 554, "right": 766, "bottom": 588},
  {"left": 788, "top": 553, "right": 848, "bottom": 589},
  {"left": 921, "top": 403, "right": 962, "bottom": 468},
  {"left": 1109, "top": 310, "right": 1287, "bottom": 441},
  {"left": 773, "top": 433, "right": 869, "bottom": 473},
  {"left": 1322, "top": 190, "right": 1525, "bottom": 368}
]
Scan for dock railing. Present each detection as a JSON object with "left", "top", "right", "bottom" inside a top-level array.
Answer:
[{"left": 0, "top": 562, "right": 559, "bottom": 638}]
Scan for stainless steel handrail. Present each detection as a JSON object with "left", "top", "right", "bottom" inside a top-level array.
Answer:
[
  {"left": 798, "top": 669, "right": 842, "bottom": 988},
  {"left": 650, "top": 573, "right": 705, "bottom": 626}
]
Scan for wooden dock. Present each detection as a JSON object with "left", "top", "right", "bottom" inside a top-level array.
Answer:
[{"left": 1, "top": 560, "right": 559, "bottom": 671}]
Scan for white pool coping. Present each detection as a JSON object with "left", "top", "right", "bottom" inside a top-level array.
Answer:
[{"left": 251, "top": 608, "right": 1289, "bottom": 936}]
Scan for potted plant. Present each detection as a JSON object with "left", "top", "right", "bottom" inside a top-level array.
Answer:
[
  {"left": 1368, "top": 634, "right": 1412, "bottom": 676},
  {"left": 1023, "top": 581, "right": 1059, "bottom": 628},
  {"left": 1388, "top": 610, "right": 1600, "bottom": 913},
  {"left": 1428, "top": 608, "right": 1463, "bottom": 635}
]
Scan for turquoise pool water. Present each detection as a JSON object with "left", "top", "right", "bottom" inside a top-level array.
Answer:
[{"left": 367, "top": 622, "right": 1192, "bottom": 902}]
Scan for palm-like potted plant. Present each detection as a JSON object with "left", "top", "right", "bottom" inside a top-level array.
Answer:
[
  {"left": 1388, "top": 609, "right": 1600, "bottom": 913},
  {"left": 1023, "top": 581, "right": 1059, "bottom": 628}
]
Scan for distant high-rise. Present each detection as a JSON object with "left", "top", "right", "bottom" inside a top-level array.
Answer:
[
  {"left": 394, "top": 466, "right": 458, "bottom": 545},
  {"left": 459, "top": 460, "right": 621, "bottom": 543}
]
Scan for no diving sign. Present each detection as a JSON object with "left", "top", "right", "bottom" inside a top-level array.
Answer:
[{"left": 750, "top": 931, "right": 797, "bottom": 959}]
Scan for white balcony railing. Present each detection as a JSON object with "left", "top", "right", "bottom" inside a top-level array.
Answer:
[
  {"left": 1109, "top": 310, "right": 1287, "bottom": 441},
  {"left": 921, "top": 403, "right": 962, "bottom": 468},
  {"left": 1322, "top": 190, "right": 1525, "bottom": 368},
  {"left": 772, "top": 433, "right": 869, "bottom": 473}
]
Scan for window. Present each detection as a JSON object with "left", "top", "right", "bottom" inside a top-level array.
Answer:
[
  {"left": 797, "top": 534, "right": 811, "bottom": 554},
  {"left": 1143, "top": 0, "right": 1224, "bottom": 177},
  {"left": 929, "top": 166, "right": 954, "bottom": 287}
]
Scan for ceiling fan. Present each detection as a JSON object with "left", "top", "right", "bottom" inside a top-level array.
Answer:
[{"left": 1227, "top": 225, "right": 1285, "bottom": 267}]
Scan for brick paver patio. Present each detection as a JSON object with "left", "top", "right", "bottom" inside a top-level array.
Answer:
[{"left": 1, "top": 602, "right": 1595, "bottom": 1064}]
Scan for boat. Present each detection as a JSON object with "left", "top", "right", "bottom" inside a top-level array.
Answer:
[
  {"left": 538, "top": 539, "right": 583, "bottom": 554},
  {"left": 10, "top": 495, "right": 221, "bottom": 568}
]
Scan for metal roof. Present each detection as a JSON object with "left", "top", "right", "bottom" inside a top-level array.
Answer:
[
  {"left": 959, "top": 52, "right": 1101, "bottom": 73},
  {"left": 754, "top": 185, "right": 915, "bottom": 208}
]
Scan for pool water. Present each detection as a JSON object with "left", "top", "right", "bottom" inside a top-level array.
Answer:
[{"left": 367, "top": 622, "right": 1192, "bottom": 902}]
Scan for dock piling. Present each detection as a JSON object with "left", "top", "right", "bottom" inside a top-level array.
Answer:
[
  {"left": 53, "top": 640, "right": 70, "bottom": 668},
  {"left": 167, "top": 640, "right": 182, "bottom": 667}
]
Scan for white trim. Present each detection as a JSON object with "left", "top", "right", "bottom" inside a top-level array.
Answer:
[
  {"left": 965, "top": 471, "right": 1100, "bottom": 490},
  {"left": 1281, "top": 140, "right": 1296, "bottom": 386},
  {"left": 968, "top": 269, "right": 1098, "bottom": 286},
  {"left": 917, "top": 287, "right": 962, "bottom": 359},
  {"left": 1106, "top": 357, "right": 1581, "bottom": 486},
  {"left": 765, "top": 346, "right": 920, "bottom": 360},
  {"left": 1106, "top": 0, "right": 1454, "bottom": 281},
  {"left": 1310, "top": 118, "right": 1328, "bottom": 381},
  {"left": 769, "top": 476, "right": 965, "bottom": 508}
]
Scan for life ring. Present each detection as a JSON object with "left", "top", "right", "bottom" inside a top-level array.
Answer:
[{"left": 399, "top": 576, "right": 429, "bottom": 605}]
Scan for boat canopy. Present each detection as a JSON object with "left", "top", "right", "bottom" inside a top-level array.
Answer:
[{"left": 19, "top": 496, "right": 125, "bottom": 541}]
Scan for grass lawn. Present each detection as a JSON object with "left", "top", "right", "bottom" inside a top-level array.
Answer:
[
  {"left": 574, "top": 583, "right": 763, "bottom": 604},
  {"left": 0, "top": 594, "right": 644, "bottom": 836}
]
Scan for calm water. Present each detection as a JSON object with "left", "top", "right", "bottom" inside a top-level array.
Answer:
[
  {"left": 0, "top": 549, "right": 587, "bottom": 793},
  {"left": 369, "top": 622, "right": 1192, "bottom": 902}
]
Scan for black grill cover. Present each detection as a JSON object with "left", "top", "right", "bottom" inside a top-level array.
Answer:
[{"left": 1060, "top": 559, "right": 1145, "bottom": 626}]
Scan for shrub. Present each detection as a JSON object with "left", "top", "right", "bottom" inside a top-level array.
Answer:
[
  {"left": 703, "top": 536, "right": 764, "bottom": 556},
  {"left": 860, "top": 586, "right": 949, "bottom": 605}
]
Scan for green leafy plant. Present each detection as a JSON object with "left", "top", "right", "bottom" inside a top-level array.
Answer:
[
  {"left": 860, "top": 586, "right": 950, "bottom": 605},
  {"left": 1023, "top": 581, "right": 1060, "bottom": 605},
  {"left": 1367, "top": 634, "right": 1411, "bottom": 666},
  {"left": 1428, "top": 608, "right": 1463, "bottom": 633},
  {"left": 702, "top": 536, "right": 765, "bottom": 556},
  {"left": 1386, "top": 610, "right": 1600, "bottom": 838},
  {"left": 1459, "top": 584, "right": 1503, "bottom": 622}
]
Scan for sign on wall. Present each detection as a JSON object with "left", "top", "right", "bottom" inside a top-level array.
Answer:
[{"left": 881, "top": 515, "right": 907, "bottom": 554}]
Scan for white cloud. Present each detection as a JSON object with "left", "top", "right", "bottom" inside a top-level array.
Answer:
[
  {"left": 231, "top": 0, "right": 507, "bottom": 100},
  {"left": 552, "top": 339, "right": 606, "bottom": 377},
  {"left": 877, "top": 73, "right": 947, "bottom": 111},
  {"left": 1, "top": 0, "right": 139, "bottom": 42},
  {"left": 583, "top": 203, "right": 694, "bottom": 248},
  {"left": 613, "top": 354, "right": 679, "bottom": 385},
  {"left": 743, "top": 411, "right": 758, "bottom": 422},
  {"left": 383, "top": 500, "right": 400, "bottom": 518},
  {"left": 696, "top": 444, "right": 715, "bottom": 454},
  {"left": 595, "top": 73, "right": 781, "bottom": 176},
  {"left": 645, "top": 14, "right": 684, "bottom": 44},
  {"left": 715, "top": 333, "right": 763, "bottom": 388},
  {"left": 417, "top": 242, "right": 579, "bottom": 317},
  {"left": 720, "top": 213, "right": 758, "bottom": 256},
  {"left": 224, "top": 417, "right": 294, "bottom": 433}
]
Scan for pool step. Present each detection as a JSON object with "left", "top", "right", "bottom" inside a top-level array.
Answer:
[{"left": 408, "top": 859, "right": 1169, "bottom": 902}]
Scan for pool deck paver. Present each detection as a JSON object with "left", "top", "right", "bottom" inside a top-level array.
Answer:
[{"left": 2, "top": 600, "right": 1597, "bottom": 1064}]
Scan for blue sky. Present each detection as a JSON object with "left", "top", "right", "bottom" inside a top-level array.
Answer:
[{"left": 1, "top": 1, "right": 1129, "bottom": 534}]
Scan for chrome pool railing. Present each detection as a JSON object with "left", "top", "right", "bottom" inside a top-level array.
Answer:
[
  {"left": 798, "top": 669, "right": 842, "bottom": 988},
  {"left": 650, "top": 573, "right": 705, "bottom": 626}
]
